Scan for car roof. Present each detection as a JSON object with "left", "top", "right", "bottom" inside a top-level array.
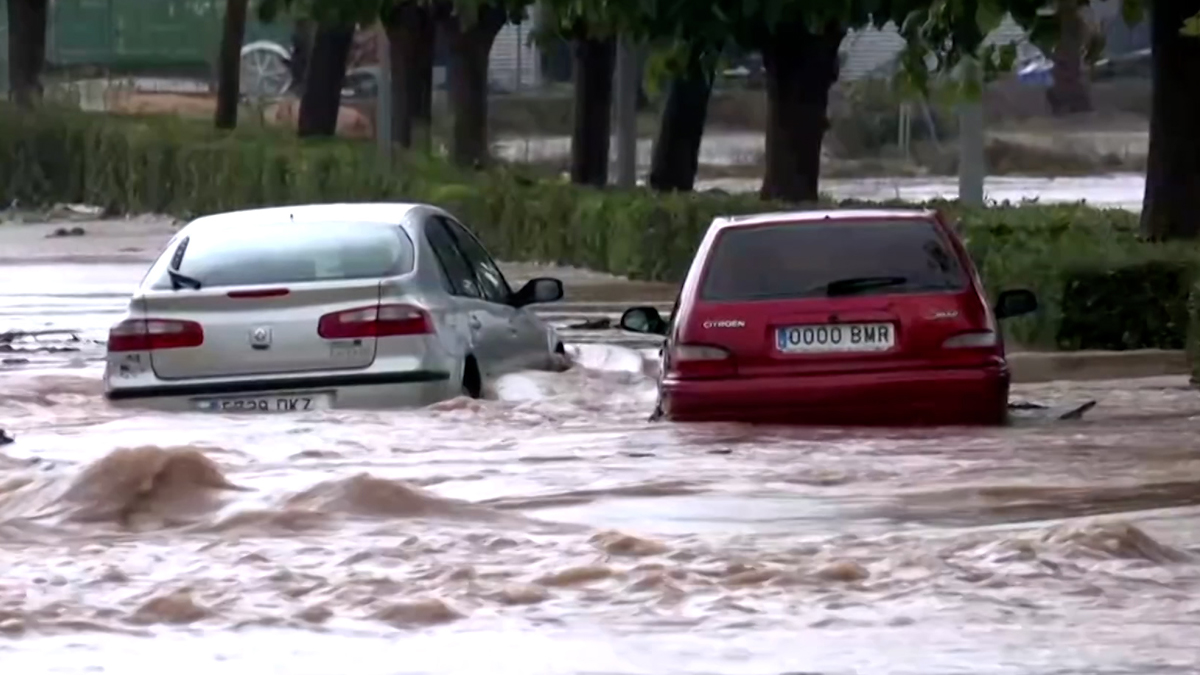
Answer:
[
  {"left": 712, "top": 208, "right": 938, "bottom": 232},
  {"left": 180, "top": 202, "right": 430, "bottom": 234}
]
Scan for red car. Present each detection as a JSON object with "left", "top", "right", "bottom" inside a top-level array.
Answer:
[{"left": 619, "top": 209, "right": 1038, "bottom": 426}]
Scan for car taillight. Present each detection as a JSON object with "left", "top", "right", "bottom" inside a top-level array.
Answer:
[
  {"left": 667, "top": 343, "right": 735, "bottom": 378},
  {"left": 942, "top": 331, "right": 998, "bottom": 348},
  {"left": 318, "top": 304, "right": 433, "bottom": 339},
  {"left": 107, "top": 319, "right": 204, "bottom": 352}
]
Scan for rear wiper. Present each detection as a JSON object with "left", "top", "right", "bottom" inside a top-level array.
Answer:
[
  {"left": 820, "top": 275, "right": 908, "bottom": 297},
  {"left": 167, "top": 268, "right": 203, "bottom": 290}
]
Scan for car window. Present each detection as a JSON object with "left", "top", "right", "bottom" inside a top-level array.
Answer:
[
  {"left": 700, "top": 219, "right": 968, "bottom": 302},
  {"left": 146, "top": 223, "right": 412, "bottom": 290},
  {"left": 424, "top": 217, "right": 482, "bottom": 298},
  {"left": 438, "top": 216, "right": 513, "bottom": 304}
]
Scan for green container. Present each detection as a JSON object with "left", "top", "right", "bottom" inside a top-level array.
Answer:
[{"left": 0, "top": 0, "right": 291, "bottom": 82}]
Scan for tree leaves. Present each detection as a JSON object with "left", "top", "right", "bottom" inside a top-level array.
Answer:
[
  {"left": 258, "top": 0, "right": 536, "bottom": 28},
  {"left": 1184, "top": 11, "right": 1200, "bottom": 37}
]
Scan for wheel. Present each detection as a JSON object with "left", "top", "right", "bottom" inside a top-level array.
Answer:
[
  {"left": 240, "top": 43, "right": 293, "bottom": 99},
  {"left": 461, "top": 357, "right": 482, "bottom": 399},
  {"left": 648, "top": 387, "right": 665, "bottom": 422}
]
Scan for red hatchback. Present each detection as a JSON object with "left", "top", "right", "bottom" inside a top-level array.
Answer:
[{"left": 619, "top": 209, "right": 1038, "bottom": 426}]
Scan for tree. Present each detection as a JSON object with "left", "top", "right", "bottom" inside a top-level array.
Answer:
[
  {"left": 757, "top": 17, "right": 845, "bottom": 202},
  {"left": 648, "top": 48, "right": 715, "bottom": 192},
  {"left": 260, "top": 0, "right": 371, "bottom": 137},
  {"left": 215, "top": 0, "right": 250, "bottom": 129},
  {"left": 569, "top": 33, "right": 616, "bottom": 185},
  {"left": 439, "top": 2, "right": 516, "bottom": 167},
  {"left": 262, "top": 0, "right": 529, "bottom": 163},
  {"left": 547, "top": 0, "right": 1027, "bottom": 201},
  {"left": 289, "top": 18, "right": 316, "bottom": 94},
  {"left": 540, "top": 0, "right": 724, "bottom": 188},
  {"left": 1138, "top": 0, "right": 1200, "bottom": 239},
  {"left": 297, "top": 22, "right": 355, "bottom": 136},
  {"left": 1046, "top": 0, "right": 1092, "bottom": 114},
  {"left": 381, "top": 2, "right": 436, "bottom": 151},
  {"left": 7, "top": 0, "right": 48, "bottom": 108}
]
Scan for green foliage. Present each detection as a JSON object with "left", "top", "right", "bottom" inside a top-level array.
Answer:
[
  {"left": 256, "top": 0, "right": 533, "bottom": 28},
  {"left": 1058, "top": 260, "right": 1196, "bottom": 350},
  {"left": 1184, "top": 11, "right": 1200, "bottom": 36},
  {"left": 1187, "top": 279, "right": 1200, "bottom": 384},
  {"left": 1, "top": 106, "right": 1194, "bottom": 351}
]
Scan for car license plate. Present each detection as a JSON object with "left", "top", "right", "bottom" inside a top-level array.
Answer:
[
  {"left": 776, "top": 323, "right": 895, "bottom": 353},
  {"left": 193, "top": 392, "right": 332, "bottom": 413}
]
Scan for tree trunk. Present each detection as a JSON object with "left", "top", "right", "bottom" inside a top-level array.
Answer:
[
  {"left": 214, "top": 0, "right": 249, "bottom": 130},
  {"left": 1046, "top": 0, "right": 1092, "bottom": 115},
  {"left": 7, "top": 0, "right": 48, "bottom": 108},
  {"left": 441, "top": 6, "right": 506, "bottom": 167},
  {"left": 759, "top": 21, "right": 844, "bottom": 202},
  {"left": 648, "top": 52, "right": 713, "bottom": 192},
  {"left": 570, "top": 36, "right": 616, "bottom": 186},
  {"left": 382, "top": 2, "right": 435, "bottom": 151},
  {"left": 1140, "top": 1, "right": 1200, "bottom": 240},
  {"left": 289, "top": 19, "right": 315, "bottom": 95},
  {"left": 297, "top": 23, "right": 354, "bottom": 138}
]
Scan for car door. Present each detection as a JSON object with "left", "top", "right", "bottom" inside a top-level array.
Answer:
[
  {"left": 422, "top": 216, "right": 508, "bottom": 380},
  {"left": 438, "top": 216, "right": 545, "bottom": 371}
]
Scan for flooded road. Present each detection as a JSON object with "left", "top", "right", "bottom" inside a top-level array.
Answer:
[{"left": 3, "top": 260, "right": 1200, "bottom": 674}]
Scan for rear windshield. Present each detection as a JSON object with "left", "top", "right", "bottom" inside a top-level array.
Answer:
[
  {"left": 700, "top": 219, "right": 967, "bottom": 302},
  {"left": 148, "top": 223, "right": 414, "bottom": 290}
]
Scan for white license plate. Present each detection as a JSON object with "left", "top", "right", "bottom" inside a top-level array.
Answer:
[
  {"left": 194, "top": 392, "right": 332, "bottom": 413},
  {"left": 776, "top": 323, "right": 895, "bottom": 353}
]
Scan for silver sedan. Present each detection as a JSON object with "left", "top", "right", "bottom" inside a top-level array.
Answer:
[{"left": 102, "top": 203, "right": 566, "bottom": 412}]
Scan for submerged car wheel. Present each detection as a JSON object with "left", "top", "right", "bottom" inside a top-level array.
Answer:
[
  {"left": 461, "top": 357, "right": 483, "bottom": 399},
  {"left": 648, "top": 387, "right": 665, "bottom": 422}
]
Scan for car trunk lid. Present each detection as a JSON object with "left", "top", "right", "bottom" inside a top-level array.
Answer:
[
  {"left": 687, "top": 291, "right": 990, "bottom": 377},
  {"left": 145, "top": 281, "right": 385, "bottom": 379}
]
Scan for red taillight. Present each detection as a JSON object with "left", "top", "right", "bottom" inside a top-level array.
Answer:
[
  {"left": 318, "top": 304, "right": 433, "bottom": 339},
  {"left": 107, "top": 319, "right": 204, "bottom": 352},
  {"left": 667, "top": 343, "right": 736, "bottom": 379}
]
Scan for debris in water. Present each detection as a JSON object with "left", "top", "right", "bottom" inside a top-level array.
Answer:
[
  {"left": 0, "top": 328, "right": 86, "bottom": 354},
  {"left": 46, "top": 226, "right": 87, "bottom": 238},
  {"left": 1008, "top": 401, "right": 1048, "bottom": 410},
  {"left": 567, "top": 317, "right": 613, "bottom": 330},
  {"left": 1059, "top": 400, "right": 1098, "bottom": 420}
]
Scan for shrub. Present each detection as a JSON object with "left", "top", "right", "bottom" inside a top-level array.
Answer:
[
  {"left": 1058, "top": 259, "right": 1196, "bottom": 350},
  {"left": 0, "top": 105, "right": 1193, "bottom": 351}
]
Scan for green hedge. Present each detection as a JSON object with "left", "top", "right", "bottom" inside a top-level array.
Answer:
[{"left": 0, "top": 105, "right": 1196, "bottom": 351}]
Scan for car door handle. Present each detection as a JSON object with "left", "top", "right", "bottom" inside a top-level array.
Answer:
[{"left": 468, "top": 316, "right": 482, "bottom": 330}]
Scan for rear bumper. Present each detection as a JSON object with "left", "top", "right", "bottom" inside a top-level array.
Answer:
[
  {"left": 661, "top": 366, "right": 1010, "bottom": 426},
  {"left": 104, "top": 370, "right": 456, "bottom": 412}
]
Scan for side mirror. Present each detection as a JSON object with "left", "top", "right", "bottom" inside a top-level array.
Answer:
[
  {"left": 512, "top": 277, "right": 563, "bottom": 307},
  {"left": 994, "top": 289, "right": 1038, "bottom": 320},
  {"left": 619, "top": 306, "right": 668, "bottom": 335}
]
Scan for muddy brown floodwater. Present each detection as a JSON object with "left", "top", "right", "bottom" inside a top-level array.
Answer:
[
  {"left": 5, "top": 352, "right": 1200, "bottom": 675},
  {"left": 2, "top": 225, "right": 1200, "bottom": 674}
]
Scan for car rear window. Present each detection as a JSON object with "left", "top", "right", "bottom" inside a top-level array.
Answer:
[
  {"left": 147, "top": 223, "right": 414, "bottom": 289},
  {"left": 700, "top": 219, "right": 968, "bottom": 301}
]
